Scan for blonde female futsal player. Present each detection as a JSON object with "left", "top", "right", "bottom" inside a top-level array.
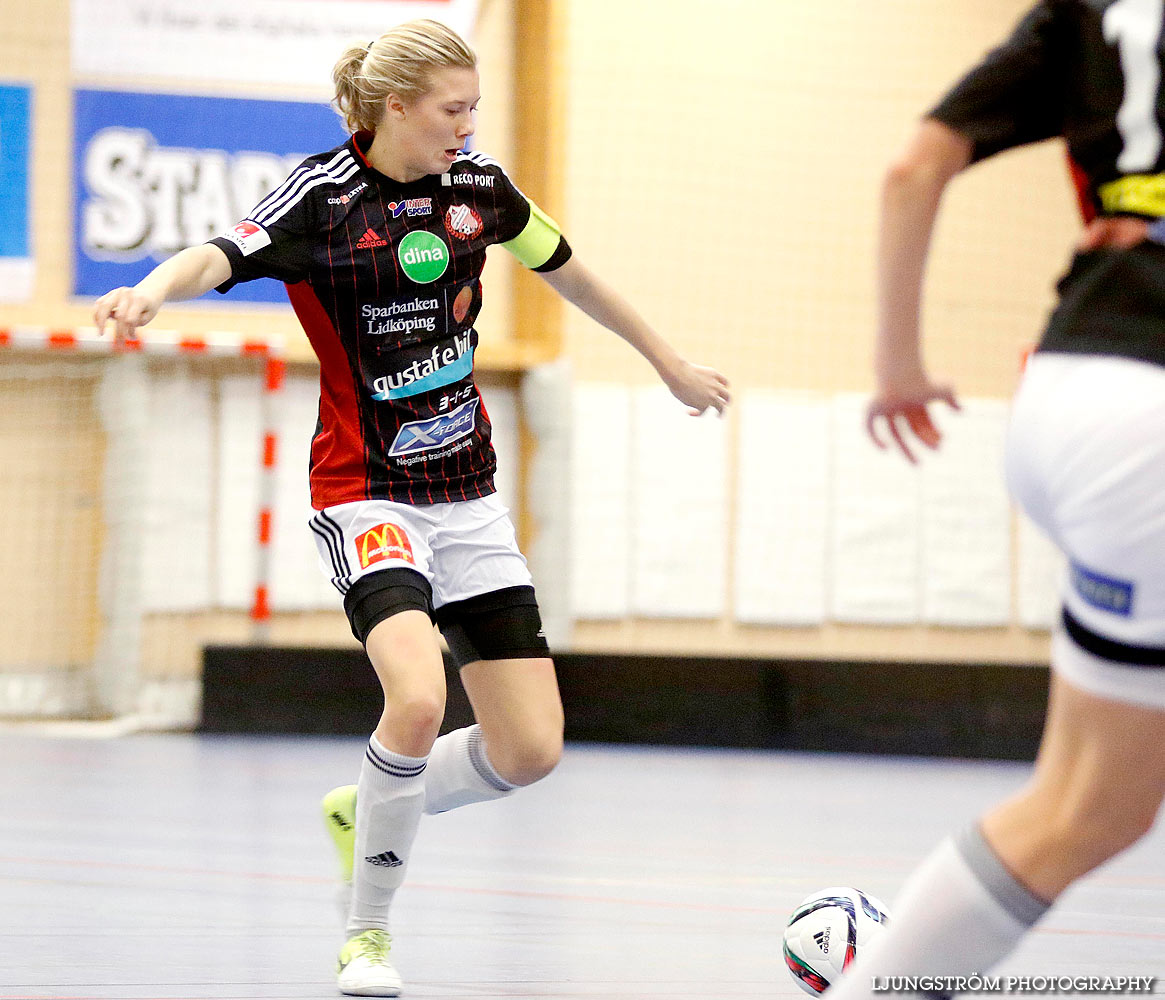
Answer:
[
  {"left": 827, "top": 3, "right": 1165, "bottom": 996},
  {"left": 94, "top": 19, "right": 730, "bottom": 996}
]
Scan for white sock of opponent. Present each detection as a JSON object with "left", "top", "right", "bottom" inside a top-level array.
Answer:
[
  {"left": 827, "top": 826, "right": 1050, "bottom": 1000},
  {"left": 423, "top": 725, "right": 517, "bottom": 814},
  {"left": 347, "top": 735, "right": 428, "bottom": 938}
]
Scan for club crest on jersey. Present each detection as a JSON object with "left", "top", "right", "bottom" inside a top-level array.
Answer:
[
  {"left": 388, "top": 197, "right": 433, "bottom": 218},
  {"left": 445, "top": 204, "right": 483, "bottom": 240},
  {"left": 388, "top": 398, "right": 478, "bottom": 457}
]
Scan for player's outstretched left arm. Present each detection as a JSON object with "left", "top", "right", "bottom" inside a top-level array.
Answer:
[{"left": 539, "top": 255, "right": 730, "bottom": 416}]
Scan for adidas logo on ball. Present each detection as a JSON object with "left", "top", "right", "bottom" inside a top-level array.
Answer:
[{"left": 784, "top": 887, "right": 891, "bottom": 995}]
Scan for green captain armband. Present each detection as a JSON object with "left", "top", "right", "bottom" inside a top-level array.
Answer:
[{"left": 501, "top": 199, "right": 567, "bottom": 270}]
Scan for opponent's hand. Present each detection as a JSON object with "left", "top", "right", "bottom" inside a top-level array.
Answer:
[
  {"left": 1077, "top": 215, "right": 1150, "bottom": 251},
  {"left": 664, "top": 360, "right": 731, "bottom": 416},
  {"left": 865, "top": 374, "right": 961, "bottom": 464},
  {"left": 94, "top": 286, "right": 162, "bottom": 344}
]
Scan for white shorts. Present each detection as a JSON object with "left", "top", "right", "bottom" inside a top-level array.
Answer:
[
  {"left": 308, "top": 493, "right": 533, "bottom": 610},
  {"left": 1006, "top": 353, "right": 1165, "bottom": 709}
]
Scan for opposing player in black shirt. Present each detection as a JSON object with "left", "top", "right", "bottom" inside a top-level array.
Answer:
[
  {"left": 824, "top": 3, "right": 1165, "bottom": 996},
  {"left": 94, "top": 19, "right": 729, "bottom": 996}
]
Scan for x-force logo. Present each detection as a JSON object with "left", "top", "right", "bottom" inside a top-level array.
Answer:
[
  {"left": 388, "top": 399, "right": 478, "bottom": 457},
  {"left": 354, "top": 522, "right": 415, "bottom": 570}
]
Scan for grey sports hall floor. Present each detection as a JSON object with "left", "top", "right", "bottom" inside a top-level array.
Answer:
[{"left": 0, "top": 731, "right": 1161, "bottom": 999}]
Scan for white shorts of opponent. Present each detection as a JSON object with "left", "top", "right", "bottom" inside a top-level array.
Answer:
[
  {"left": 1006, "top": 352, "right": 1165, "bottom": 709},
  {"left": 308, "top": 492, "right": 533, "bottom": 609}
]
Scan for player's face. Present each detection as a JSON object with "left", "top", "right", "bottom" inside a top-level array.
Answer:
[{"left": 397, "top": 67, "right": 480, "bottom": 177}]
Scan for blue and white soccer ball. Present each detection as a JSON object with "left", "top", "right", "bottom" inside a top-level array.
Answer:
[{"left": 783, "top": 886, "right": 890, "bottom": 995}]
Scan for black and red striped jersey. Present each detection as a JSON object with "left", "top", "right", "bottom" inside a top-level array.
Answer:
[
  {"left": 210, "top": 132, "right": 570, "bottom": 509},
  {"left": 929, "top": 0, "right": 1165, "bottom": 368}
]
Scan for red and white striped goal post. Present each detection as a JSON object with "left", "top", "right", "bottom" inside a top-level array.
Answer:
[{"left": 0, "top": 325, "right": 287, "bottom": 633}]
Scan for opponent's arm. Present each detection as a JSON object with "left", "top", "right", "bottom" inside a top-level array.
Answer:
[
  {"left": 539, "top": 255, "right": 731, "bottom": 416},
  {"left": 94, "top": 243, "right": 232, "bottom": 342},
  {"left": 866, "top": 118, "right": 970, "bottom": 462}
]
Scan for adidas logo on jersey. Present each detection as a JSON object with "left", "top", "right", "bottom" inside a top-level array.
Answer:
[
  {"left": 365, "top": 850, "right": 403, "bottom": 868},
  {"left": 355, "top": 227, "right": 388, "bottom": 249}
]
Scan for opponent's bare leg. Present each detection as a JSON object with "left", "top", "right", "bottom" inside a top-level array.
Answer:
[{"left": 826, "top": 671, "right": 1165, "bottom": 1000}]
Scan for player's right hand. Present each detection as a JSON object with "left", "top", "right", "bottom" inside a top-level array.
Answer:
[
  {"left": 865, "top": 375, "right": 961, "bottom": 464},
  {"left": 94, "top": 286, "right": 161, "bottom": 344}
]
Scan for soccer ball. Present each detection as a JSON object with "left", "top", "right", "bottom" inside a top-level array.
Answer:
[{"left": 783, "top": 886, "right": 890, "bottom": 995}]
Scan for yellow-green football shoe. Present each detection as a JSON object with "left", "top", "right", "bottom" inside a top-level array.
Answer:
[
  {"left": 322, "top": 784, "right": 357, "bottom": 882},
  {"left": 336, "top": 928, "right": 401, "bottom": 997},
  {"left": 322, "top": 784, "right": 357, "bottom": 927}
]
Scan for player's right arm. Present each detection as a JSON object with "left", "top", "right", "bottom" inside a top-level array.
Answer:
[
  {"left": 866, "top": 118, "right": 969, "bottom": 463},
  {"left": 94, "top": 243, "right": 232, "bottom": 342},
  {"left": 868, "top": 0, "right": 1064, "bottom": 463}
]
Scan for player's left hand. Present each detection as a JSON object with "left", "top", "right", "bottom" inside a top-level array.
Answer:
[
  {"left": 866, "top": 375, "right": 961, "bottom": 464},
  {"left": 664, "top": 361, "right": 731, "bottom": 416}
]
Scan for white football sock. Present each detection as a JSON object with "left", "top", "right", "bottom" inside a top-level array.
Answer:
[
  {"left": 828, "top": 826, "right": 1049, "bottom": 1000},
  {"left": 424, "top": 724, "right": 517, "bottom": 814},
  {"left": 347, "top": 734, "right": 428, "bottom": 938}
]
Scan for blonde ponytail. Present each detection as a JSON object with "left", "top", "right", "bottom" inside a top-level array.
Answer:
[{"left": 332, "top": 20, "right": 476, "bottom": 134}]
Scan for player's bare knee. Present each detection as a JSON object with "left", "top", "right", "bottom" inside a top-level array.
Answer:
[
  {"left": 383, "top": 691, "right": 446, "bottom": 748},
  {"left": 1052, "top": 790, "right": 1159, "bottom": 870},
  {"left": 517, "top": 730, "right": 564, "bottom": 786},
  {"left": 493, "top": 726, "right": 563, "bottom": 786}
]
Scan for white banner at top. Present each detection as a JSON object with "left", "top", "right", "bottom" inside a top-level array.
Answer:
[{"left": 71, "top": 0, "right": 480, "bottom": 91}]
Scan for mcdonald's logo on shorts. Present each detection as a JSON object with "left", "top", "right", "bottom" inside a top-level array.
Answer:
[{"left": 355, "top": 522, "right": 415, "bottom": 569}]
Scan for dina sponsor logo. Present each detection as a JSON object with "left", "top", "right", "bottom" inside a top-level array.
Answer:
[
  {"left": 371, "top": 331, "right": 474, "bottom": 400},
  {"left": 388, "top": 398, "right": 478, "bottom": 457},
  {"left": 397, "top": 230, "right": 449, "bottom": 283},
  {"left": 81, "top": 126, "right": 305, "bottom": 260}
]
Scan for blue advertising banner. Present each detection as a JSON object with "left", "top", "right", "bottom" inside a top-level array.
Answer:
[
  {"left": 73, "top": 89, "right": 347, "bottom": 304},
  {"left": 0, "top": 83, "right": 34, "bottom": 302}
]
